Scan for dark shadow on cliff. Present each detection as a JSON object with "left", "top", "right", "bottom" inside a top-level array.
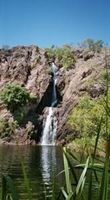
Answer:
[
  {"left": 36, "top": 80, "right": 62, "bottom": 114},
  {"left": 11, "top": 80, "right": 62, "bottom": 143},
  {"left": 11, "top": 102, "right": 43, "bottom": 143}
]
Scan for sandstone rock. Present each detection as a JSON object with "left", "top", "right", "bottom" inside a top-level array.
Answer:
[
  {"left": 0, "top": 46, "right": 51, "bottom": 144},
  {"left": 0, "top": 46, "right": 110, "bottom": 144},
  {"left": 0, "top": 102, "right": 12, "bottom": 119},
  {"left": 89, "top": 83, "right": 105, "bottom": 98},
  {"left": 72, "top": 48, "right": 84, "bottom": 59},
  {"left": 81, "top": 69, "right": 92, "bottom": 79},
  {"left": 56, "top": 49, "right": 110, "bottom": 140},
  {"left": 26, "top": 63, "right": 51, "bottom": 98},
  {"left": 83, "top": 50, "right": 94, "bottom": 61}
]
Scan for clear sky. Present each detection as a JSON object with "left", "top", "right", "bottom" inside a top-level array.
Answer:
[{"left": 0, "top": 0, "right": 110, "bottom": 47}]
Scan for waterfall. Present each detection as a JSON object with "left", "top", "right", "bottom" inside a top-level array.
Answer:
[{"left": 41, "top": 63, "right": 58, "bottom": 145}]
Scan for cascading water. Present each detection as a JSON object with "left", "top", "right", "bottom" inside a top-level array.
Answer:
[{"left": 41, "top": 63, "right": 58, "bottom": 145}]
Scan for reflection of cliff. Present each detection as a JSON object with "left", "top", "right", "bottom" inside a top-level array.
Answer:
[
  {"left": 0, "top": 146, "right": 64, "bottom": 199},
  {"left": 0, "top": 146, "right": 28, "bottom": 178},
  {"left": 0, "top": 46, "right": 109, "bottom": 144},
  {"left": 36, "top": 81, "right": 62, "bottom": 114}
]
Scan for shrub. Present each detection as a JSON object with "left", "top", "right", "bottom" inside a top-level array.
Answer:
[
  {"left": 45, "top": 47, "right": 55, "bottom": 60},
  {"left": 45, "top": 46, "right": 75, "bottom": 70},
  {"left": 13, "top": 107, "right": 27, "bottom": 125},
  {"left": 101, "top": 70, "right": 110, "bottom": 86},
  {"left": 0, "top": 84, "right": 30, "bottom": 112},
  {"left": 68, "top": 94, "right": 110, "bottom": 139},
  {"left": 56, "top": 47, "right": 75, "bottom": 69},
  {"left": 0, "top": 118, "right": 18, "bottom": 138},
  {"left": 82, "top": 38, "right": 104, "bottom": 52}
]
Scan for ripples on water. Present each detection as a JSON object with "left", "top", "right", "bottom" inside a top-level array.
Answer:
[{"left": 0, "top": 145, "right": 64, "bottom": 199}]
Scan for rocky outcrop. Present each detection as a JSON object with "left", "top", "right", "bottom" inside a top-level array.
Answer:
[
  {"left": 88, "top": 83, "right": 105, "bottom": 98},
  {"left": 0, "top": 46, "right": 110, "bottom": 144},
  {"left": 0, "top": 46, "right": 50, "bottom": 98},
  {"left": 56, "top": 49, "right": 109, "bottom": 143},
  {"left": 0, "top": 46, "right": 51, "bottom": 144}
]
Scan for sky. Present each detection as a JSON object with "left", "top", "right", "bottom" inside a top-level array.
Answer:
[{"left": 0, "top": 0, "right": 110, "bottom": 47}]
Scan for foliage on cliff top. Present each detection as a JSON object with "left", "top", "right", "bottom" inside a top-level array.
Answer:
[
  {"left": 0, "top": 84, "right": 30, "bottom": 112},
  {"left": 45, "top": 45, "right": 75, "bottom": 69},
  {"left": 80, "top": 38, "right": 104, "bottom": 52}
]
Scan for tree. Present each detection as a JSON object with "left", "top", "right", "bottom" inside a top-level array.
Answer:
[
  {"left": 46, "top": 46, "right": 75, "bottom": 69},
  {"left": 68, "top": 94, "right": 110, "bottom": 139},
  {"left": 0, "top": 84, "right": 30, "bottom": 112},
  {"left": 82, "top": 38, "right": 104, "bottom": 52},
  {"left": 2, "top": 45, "right": 10, "bottom": 50}
]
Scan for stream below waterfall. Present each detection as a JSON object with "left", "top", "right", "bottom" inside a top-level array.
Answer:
[{"left": 0, "top": 145, "right": 64, "bottom": 199}]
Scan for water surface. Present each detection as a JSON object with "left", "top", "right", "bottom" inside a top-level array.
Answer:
[{"left": 0, "top": 145, "right": 64, "bottom": 199}]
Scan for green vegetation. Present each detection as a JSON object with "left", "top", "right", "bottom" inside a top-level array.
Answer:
[
  {"left": 0, "top": 43, "right": 110, "bottom": 199},
  {"left": 0, "top": 84, "right": 30, "bottom": 112},
  {"left": 46, "top": 45, "right": 75, "bottom": 69},
  {"left": 0, "top": 83, "right": 38, "bottom": 140},
  {"left": 1, "top": 136, "right": 110, "bottom": 200},
  {"left": 82, "top": 38, "right": 104, "bottom": 52},
  {"left": 101, "top": 70, "right": 110, "bottom": 84},
  {"left": 13, "top": 107, "right": 27, "bottom": 125},
  {"left": 61, "top": 67, "right": 110, "bottom": 199},
  {"left": 0, "top": 86, "right": 110, "bottom": 199},
  {"left": 1, "top": 175, "right": 19, "bottom": 200},
  {"left": 0, "top": 118, "right": 18, "bottom": 138},
  {"left": 68, "top": 57, "right": 110, "bottom": 144},
  {"left": 62, "top": 142, "right": 110, "bottom": 199},
  {"left": 68, "top": 93, "right": 110, "bottom": 141}
]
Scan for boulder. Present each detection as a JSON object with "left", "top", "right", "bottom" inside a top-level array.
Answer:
[
  {"left": 83, "top": 50, "right": 94, "bottom": 61},
  {"left": 89, "top": 83, "right": 105, "bottom": 98}
]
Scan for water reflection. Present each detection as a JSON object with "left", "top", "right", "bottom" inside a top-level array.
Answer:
[
  {"left": 0, "top": 145, "right": 64, "bottom": 199},
  {"left": 41, "top": 146, "right": 56, "bottom": 181}
]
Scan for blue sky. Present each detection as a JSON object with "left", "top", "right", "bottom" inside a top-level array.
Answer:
[{"left": 0, "top": 0, "right": 110, "bottom": 47}]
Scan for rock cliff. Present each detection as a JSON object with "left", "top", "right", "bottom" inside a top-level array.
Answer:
[{"left": 0, "top": 46, "right": 110, "bottom": 144}]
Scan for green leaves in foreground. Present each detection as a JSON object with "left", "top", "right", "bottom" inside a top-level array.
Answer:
[
  {"left": 76, "top": 157, "right": 89, "bottom": 196},
  {"left": 1, "top": 175, "right": 19, "bottom": 200},
  {"left": 62, "top": 148, "right": 90, "bottom": 200},
  {"left": 98, "top": 141, "right": 110, "bottom": 200},
  {"left": 62, "top": 142, "right": 110, "bottom": 200},
  {"left": 21, "top": 161, "right": 32, "bottom": 200},
  {"left": 62, "top": 148, "right": 73, "bottom": 199}
]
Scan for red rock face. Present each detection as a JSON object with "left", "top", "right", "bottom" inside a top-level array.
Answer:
[
  {"left": 0, "top": 46, "right": 50, "bottom": 96},
  {"left": 56, "top": 49, "right": 110, "bottom": 143},
  {"left": 0, "top": 46, "right": 109, "bottom": 145},
  {"left": 0, "top": 46, "right": 51, "bottom": 144}
]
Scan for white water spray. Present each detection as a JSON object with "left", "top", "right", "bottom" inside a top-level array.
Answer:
[{"left": 41, "top": 63, "right": 58, "bottom": 145}]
